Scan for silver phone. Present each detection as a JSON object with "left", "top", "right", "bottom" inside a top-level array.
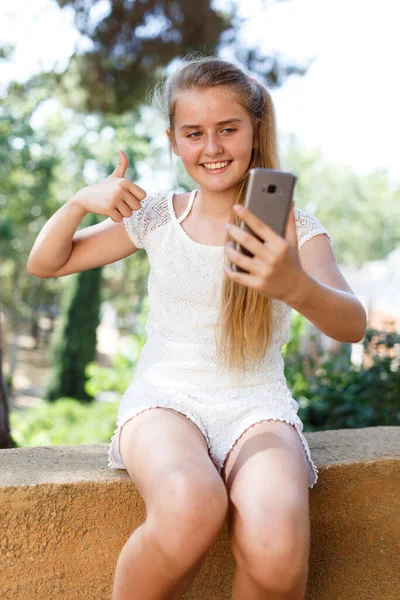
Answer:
[{"left": 232, "top": 168, "right": 296, "bottom": 273}]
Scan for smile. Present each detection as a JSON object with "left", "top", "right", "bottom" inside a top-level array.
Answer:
[{"left": 201, "top": 160, "right": 232, "bottom": 172}]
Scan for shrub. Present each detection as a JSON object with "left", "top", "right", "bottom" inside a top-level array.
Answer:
[
  {"left": 285, "top": 319, "right": 400, "bottom": 430},
  {"left": 10, "top": 397, "right": 118, "bottom": 448}
]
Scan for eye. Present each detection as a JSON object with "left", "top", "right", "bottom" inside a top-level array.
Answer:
[
  {"left": 187, "top": 131, "right": 202, "bottom": 138},
  {"left": 222, "top": 128, "right": 237, "bottom": 133}
]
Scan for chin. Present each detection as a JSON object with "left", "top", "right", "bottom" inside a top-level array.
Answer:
[
  {"left": 199, "top": 181, "right": 238, "bottom": 194},
  {"left": 193, "top": 170, "right": 245, "bottom": 190}
]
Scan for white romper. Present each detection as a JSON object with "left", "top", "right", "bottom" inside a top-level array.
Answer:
[{"left": 107, "top": 189, "right": 332, "bottom": 489}]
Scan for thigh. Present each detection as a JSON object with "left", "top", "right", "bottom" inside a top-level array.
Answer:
[
  {"left": 222, "top": 423, "right": 311, "bottom": 593},
  {"left": 222, "top": 419, "right": 309, "bottom": 495},
  {"left": 222, "top": 420, "right": 310, "bottom": 543},
  {"left": 119, "top": 407, "right": 224, "bottom": 506}
]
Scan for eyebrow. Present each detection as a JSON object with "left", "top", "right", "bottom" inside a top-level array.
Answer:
[{"left": 178, "top": 118, "right": 243, "bottom": 131}]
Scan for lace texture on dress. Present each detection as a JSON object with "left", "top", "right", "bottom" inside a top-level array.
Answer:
[
  {"left": 120, "top": 191, "right": 332, "bottom": 389},
  {"left": 124, "top": 193, "right": 331, "bottom": 252},
  {"left": 294, "top": 206, "right": 332, "bottom": 249},
  {"left": 123, "top": 192, "right": 171, "bottom": 249}
]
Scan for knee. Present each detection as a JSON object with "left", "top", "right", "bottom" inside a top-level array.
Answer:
[
  {"left": 232, "top": 512, "right": 310, "bottom": 592},
  {"left": 148, "top": 464, "right": 228, "bottom": 564},
  {"left": 244, "top": 544, "right": 309, "bottom": 594}
]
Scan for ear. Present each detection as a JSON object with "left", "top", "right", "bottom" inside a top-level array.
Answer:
[{"left": 166, "top": 127, "right": 180, "bottom": 157}]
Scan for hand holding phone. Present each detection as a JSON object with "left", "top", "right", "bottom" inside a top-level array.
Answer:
[{"left": 232, "top": 168, "right": 296, "bottom": 273}]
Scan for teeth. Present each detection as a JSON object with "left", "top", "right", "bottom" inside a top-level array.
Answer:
[{"left": 203, "top": 161, "right": 230, "bottom": 170}]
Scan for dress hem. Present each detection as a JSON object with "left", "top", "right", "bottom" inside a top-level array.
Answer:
[
  {"left": 219, "top": 417, "right": 318, "bottom": 489},
  {"left": 108, "top": 408, "right": 318, "bottom": 489},
  {"left": 107, "top": 403, "right": 210, "bottom": 470}
]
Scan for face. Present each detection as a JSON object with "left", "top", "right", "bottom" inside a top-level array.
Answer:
[{"left": 166, "top": 86, "right": 257, "bottom": 193}]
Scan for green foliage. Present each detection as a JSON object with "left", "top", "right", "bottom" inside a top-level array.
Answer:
[
  {"left": 53, "top": 0, "right": 230, "bottom": 114},
  {"left": 284, "top": 315, "right": 400, "bottom": 430},
  {"left": 85, "top": 333, "right": 146, "bottom": 397},
  {"left": 9, "top": 318, "right": 399, "bottom": 449},
  {"left": 282, "top": 311, "right": 305, "bottom": 358},
  {"left": 9, "top": 334, "right": 147, "bottom": 449},
  {"left": 282, "top": 134, "right": 400, "bottom": 266},
  {"left": 52, "top": 0, "right": 307, "bottom": 115},
  {"left": 9, "top": 397, "right": 118, "bottom": 448},
  {"left": 0, "top": 71, "right": 155, "bottom": 331},
  {"left": 0, "top": 76, "right": 61, "bottom": 325},
  {"left": 45, "top": 229, "right": 103, "bottom": 402}
]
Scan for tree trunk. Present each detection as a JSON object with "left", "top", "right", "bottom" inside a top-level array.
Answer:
[{"left": 0, "top": 306, "right": 16, "bottom": 449}]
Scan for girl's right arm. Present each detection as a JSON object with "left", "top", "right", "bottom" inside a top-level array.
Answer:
[{"left": 27, "top": 151, "right": 146, "bottom": 278}]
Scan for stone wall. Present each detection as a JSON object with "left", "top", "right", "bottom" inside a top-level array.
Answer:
[{"left": 1, "top": 426, "right": 399, "bottom": 599}]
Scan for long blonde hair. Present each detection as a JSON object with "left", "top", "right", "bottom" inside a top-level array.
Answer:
[{"left": 152, "top": 55, "right": 281, "bottom": 373}]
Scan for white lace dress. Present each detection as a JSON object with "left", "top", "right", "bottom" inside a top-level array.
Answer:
[{"left": 107, "top": 189, "right": 331, "bottom": 488}]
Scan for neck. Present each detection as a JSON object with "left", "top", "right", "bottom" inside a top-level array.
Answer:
[{"left": 194, "top": 186, "right": 238, "bottom": 223}]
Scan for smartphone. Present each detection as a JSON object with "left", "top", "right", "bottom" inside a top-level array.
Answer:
[{"left": 231, "top": 168, "right": 296, "bottom": 273}]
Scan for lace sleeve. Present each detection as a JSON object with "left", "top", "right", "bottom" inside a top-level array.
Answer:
[
  {"left": 294, "top": 207, "right": 332, "bottom": 249},
  {"left": 123, "top": 193, "right": 165, "bottom": 249}
]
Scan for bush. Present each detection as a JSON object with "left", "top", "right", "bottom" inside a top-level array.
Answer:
[
  {"left": 10, "top": 320, "right": 399, "bottom": 448},
  {"left": 285, "top": 319, "right": 400, "bottom": 431},
  {"left": 10, "top": 397, "right": 119, "bottom": 448},
  {"left": 84, "top": 334, "right": 145, "bottom": 397},
  {"left": 10, "top": 334, "right": 145, "bottom": 448}
]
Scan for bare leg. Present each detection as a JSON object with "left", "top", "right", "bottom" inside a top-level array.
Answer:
[
  {"left": 232, "top": 564, "right": 308, "bottom": 600},
  {"left": 113, "top": 408, "right": 228, "bottom": 600},
  {"left": 224, "top": 420, "right": 311, "bottom": 600},
  {"left": 168, "top": 556, "right": 206, "bottom": 600},
  {"left": 232, "top": 566, "right": 268, "bottom": 600},
  {"left": 112, "top": 521, "right": 209, "bottom": 600}
]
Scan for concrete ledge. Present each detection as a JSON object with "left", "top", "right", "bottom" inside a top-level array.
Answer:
[{"left": 1, "top": 426, "right": 399, "bottom": 599}]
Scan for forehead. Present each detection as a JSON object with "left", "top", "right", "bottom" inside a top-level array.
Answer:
[{"left": 173, "top": 86, "right": 250, "bottom": 127}]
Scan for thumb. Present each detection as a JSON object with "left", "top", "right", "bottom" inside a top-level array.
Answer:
[
  {"left": 111, "top": 150, "right": 128, "bottom": 178},
  {"left": 285, "top": 202, "right": 298, "bottom": 249}
]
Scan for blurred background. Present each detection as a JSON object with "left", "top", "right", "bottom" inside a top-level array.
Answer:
[{"left": 1, "top": 0, "right": 399, "bottom": 450}]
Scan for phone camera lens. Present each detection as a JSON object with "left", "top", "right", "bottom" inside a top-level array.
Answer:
[{"left": 267, "top": 184, "right": 276, "bottom": 193}]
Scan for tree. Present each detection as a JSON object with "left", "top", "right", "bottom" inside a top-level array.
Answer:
[
  {"left": 0, "top": 304, "right": 16, "bottom": 449},
  {"left": 0, "top": 68, "right": 153, "bottom": 398},
  {"left": 281, "top": 134, "right": 400, "bottom": 266},
  {"left": 44, "top": 214, "right": 103, "bottom": 402},
  {"left": 53, "top": 0, "right": 308, "bottom": 114}
]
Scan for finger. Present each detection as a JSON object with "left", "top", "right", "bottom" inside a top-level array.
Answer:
[
  {"left": 115, "top": 198, "right": 133, "bottom": 218},
  {"left": 123, "top": 179, "right": 147, "bottom": 202},
  {"left": 223, "top": 264, "right": 263, "bottom": 291},
  {"left": 121, "top": 185, "right": 147, "bottom": 210},
  {"left": 226, "top": 223, "right": 270, "bottom": 261},
  {"left": 284, "top": 202, "right": 298, "bottom": 249},
  {"left": 111, "top": 150, "right": 129, "bottom": 178},
  {"left": 233, "top": 204, "right": 284, "bottom": 252},
  {"left": 121, "top": 190, "right": 140, "bottom": 212},
  {"left": 109, "top": 208, "right": 123, "bottom": 223},
  {"left": 225, "top": 242, "right": 267, "bottom": 276}
]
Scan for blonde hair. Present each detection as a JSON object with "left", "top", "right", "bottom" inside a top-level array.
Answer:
[{"left": 152, "top": 55, "right": 281, "bottom": 373}]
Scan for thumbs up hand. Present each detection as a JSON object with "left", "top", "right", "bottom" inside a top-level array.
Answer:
[{"left": 71, "top": 150, "right": 147, "bottom": 222}]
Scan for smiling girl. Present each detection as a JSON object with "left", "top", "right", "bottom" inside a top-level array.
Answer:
[{"left": 27, "top": 56, "right": 366, "bottom": 600}]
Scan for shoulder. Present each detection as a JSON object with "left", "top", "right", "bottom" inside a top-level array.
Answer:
[
  {"left": 294, "top": 206, "right": 332, "bottom": 249},
  {"left": 123, "top": 190, "right": 172, "bottom": 249},
  {"left": 127, "top": 189, "right": 171, "bottom": 219},
  {"left": 172, "top": 192, "right": 192, "bottom": 221},
  {"left": 294, "top": 206, "right": 322, "bottom": 226},
  {"left": 137, "top": 190, "right": 171, "bottom": 212}
]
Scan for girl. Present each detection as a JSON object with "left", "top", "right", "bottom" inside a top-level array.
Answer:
[{"left": 27, "top": 56, "right": 366, "bottom": 600}]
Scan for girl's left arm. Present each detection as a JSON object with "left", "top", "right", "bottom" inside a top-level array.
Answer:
[{"left": 289, "top": 233, "right": 367, "bottom": 343}]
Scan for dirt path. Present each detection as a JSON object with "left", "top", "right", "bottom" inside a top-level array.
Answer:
[
  {"left": 5, "top": 325, "right": 118, "bottom": 411},
  {"left": 5, "top": 334, "right": 49, "bottom": 410}
]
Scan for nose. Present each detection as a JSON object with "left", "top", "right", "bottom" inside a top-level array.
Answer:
[{"left": 204, "top": 132, "right": 223, "bottom": 157}]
